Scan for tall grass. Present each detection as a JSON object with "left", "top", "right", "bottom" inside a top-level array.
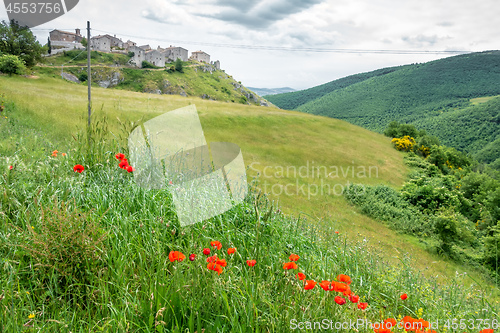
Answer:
[{"left": 1, "top": 100, "right": 498, "bottom": 332}]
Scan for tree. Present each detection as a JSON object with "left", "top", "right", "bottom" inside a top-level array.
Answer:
[
  {"left": 80, "top": 37, "right": 87, "bottom": 48},
  {"left": 47, "top": 37, "right": 51, "bottom": 55},
  {"left": 0, "top": 54, "right": 26, "bottom": 75},
  {"left": 0, "top": 20, "right": 43, "bottom": 67},
  {"left": 175, "top": 58, "right": 183, "bottom": 72}
]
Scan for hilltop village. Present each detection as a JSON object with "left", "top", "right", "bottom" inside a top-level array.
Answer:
[{"left": 48, "top": 28, "right": 220, "bottom": 69}]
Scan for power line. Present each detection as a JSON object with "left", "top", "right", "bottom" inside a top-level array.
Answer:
[{"left": 91, "top": 28, "right": 469, "bottom": 55}]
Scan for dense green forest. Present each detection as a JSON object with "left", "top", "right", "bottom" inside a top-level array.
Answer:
[
  {"left": 264, "top": 65, "right": 408, "bottom": 110},
  {"left": 268, "top": 51, "right": 500, "bottom": 170}
]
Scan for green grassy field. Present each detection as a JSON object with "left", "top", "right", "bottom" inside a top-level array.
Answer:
[{"left": 1, "top": 73, "right": 499, "bottom": 330}]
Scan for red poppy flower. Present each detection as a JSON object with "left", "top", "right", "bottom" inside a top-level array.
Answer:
[
  {"left": 349, "top": 295, "right": 359, "bottom": 303},
  {"left": 189, "top": 254, "right": 196, "bottom": 261},
  {"left": 62, "top": 153, "right": 66, "bottom": 157},
  {"left": 119, "top": 159, "right": 129, "bottom": 169},
  {"left": 337, "top": 274, "right": 352, "bottom": 285},
  {"left": 51, "top": 150, "right": 58, "bottom": 157},
  {"left": 115, "top": 153, "right": 125, "bottom": 160},
  {"left": 227, "top": 248, "right": 236, "bottom": 255},
  {"left": 357, "top": 302, "right": 368, "bottom": 310},
  {"left": 207, "top": 263, "right": 223, "bottom": 275},
  {"left": 283, "top": 262, "right": 298, "bottom": 270},
  {"left": 480, "top": 330, "right": 495, "bottom": 333},
  {"left": 343, "top": 285, "right": 352, "bottom": 296},
  {"left": 319, "top": 280, "right": 331, "bottom": 291},
  {"left": 73, "top": 164, "right": 84, "bottom": 173},
  {"left": 126, "top": 165, "right": 135, "bottom": 173},
  {"left": 296, "top": 272, "right": 306, "bottom": 280},
  {"left": 335, "top": 231, "right": 339, "bottom": 234},
  {"left": 331, "top": 282, "right": 348, "bottom": 293},
  {"left": 289, "top": 254, "right": 300, "bottom": 261},
  {"left": 206, "top": 255, "right": 218, "bottom": 263},
  {"left": 210, "top": 241, "right": 222, "bottom": 250},
  {"left": 304, "top": 280, "right": 316, "bottom": 290},
  {"left": 400, "top": 293, "right": 408, "bottom": 300},
  {"left": 216, "top": 259, "right": 227, "bottom": 267},
  {"left": 334, "top": 296, "right": 346, "bottom": 305},
  {"left": 373, "top": 328, "right": 391, "bottom": 333},
  {"left": 168, "top": 251, "right": 186, "bottom": 262},
  {"left": 8, "top": 165, "right": 13, "bottom": 170},
  {"left": 246, "top": 259, "right": 256, "bottom": 267},
  {"left": 384, "top": 318, "right": 397, "bottom": 329},
  {"left": 203, "top": 248, "right": 211, "bottom": 255}
]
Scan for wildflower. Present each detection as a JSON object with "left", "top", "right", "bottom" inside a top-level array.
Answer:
[
  {"left": 62, "top": 153, "right": 66, "bottom": 157},
  {"left": 211, "top": 241, "right": 222, "bottom": 250},
  {"left": 289, "top": 254, "right": 300, "bottom": 261},
  {"left": 246, "top": 259, "right": 256, "bottom": 267},
  {"left": 334, "top": 296, "right": 346, "bottom": 305},
  {"left": 119, "top": 159, "right": 129, "bottom": 169},
  {"left": 373, "top": 327, "right": 391, "bottom": 333},
  {"left": 51, "top": 150, "right": 58, "bottom": 157},
  {"left": 349, "top": 294, "right": 359, "bottom": 303},
  {"left": 335, "top": 231, "right": 339, "bottom": 234},
  {"left": 342, "top": 285, "right": 352, "bottom": 296},
  {"left": 115, "top": 153, "right": 125, "bottom": 160},
  {"left": 189, "top": 254, "right": 196, "bottom": 261},
  {"left": 283, "top": 262, "right": 298, "bottom": 270},
  {"left": 168, "top": 251, "right": 186, "bottom": 262},
  {"left": 331, "top": 282, "right": 348, "bottom": 293},
  {"left": 400, "top": 293, "right": 408, "bottom": 300},
  {"left": 337, "top": 274, "right": 351, "bottom": 285},
  {"left": 384, "top": 318, "right": 397, "bottom": 329},
  {"left": 215, "top": 259, "right": 227, "bottom": 267},
  {"left": 479, "top": 330, "right": 494, "bottom": 333},
  {"left": 206, "top": 255, "right": 218, "bottom": 263},
  {"left": 319, "top": 280, "right": 331, "bottom": 291},
  {"left": 227, "top": 248, "right": 236, "bottom": 255},
  {"left": 207, "top": 263, "right": 223, "bottom": 275},
  {"left": 304, "top": 280, "right": 316, "bottom": 290},
  {"left": 9, "top": 165, "right": 13, "bottom": 170},
  {"left": 358, "top": 302, "right": 368, "bottom": 310},
  {"left": 28, "top": 313, "right": 35, "bottom": 319},
  {"left": 73, "top": 164, "right": 84, "bottom": 173},
  {"left": 126, "top": 165, "right": 135, "bottom": 173},
  {"left": 203, "top": 248, "right": 211, "bottom": 255},
  {"left": 296, "top": 272, "right": 306, "bottom": 280}
]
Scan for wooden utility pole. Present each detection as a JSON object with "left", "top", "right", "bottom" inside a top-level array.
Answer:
[{"left": 87, "top": 21, "right": 91, "bottom": 127}]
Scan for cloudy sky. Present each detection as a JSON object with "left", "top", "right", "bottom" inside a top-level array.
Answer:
[{"left": 1, "top": 0, "right": 499, "bottom": 90}]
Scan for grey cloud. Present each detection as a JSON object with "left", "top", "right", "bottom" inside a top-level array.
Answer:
[
  {"left": 202, "top": 0, "right": 324, "bottom": 29},
  {"left": 401, "top": 34, "right": 446, "bottom": 46}
]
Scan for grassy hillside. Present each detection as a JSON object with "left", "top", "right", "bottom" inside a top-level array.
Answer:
[
  {"left": 1, "top": 73, "right": 499, "bottom": 329},
  {"left": 39, "top": 50, "right": 267, "bottom": 105}
]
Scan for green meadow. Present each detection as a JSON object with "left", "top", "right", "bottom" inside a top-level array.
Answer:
[{"left": 0, "top": 73, "right": 498, "bottom": 331}]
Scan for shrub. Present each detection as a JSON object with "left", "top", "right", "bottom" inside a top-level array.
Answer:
[
  {"left": 141, "top": 60, "right": 158, "bottom": 69},
  {"left": 0, "top": 54, "right": 26, "bottom": 75},
  {"left": 391, "top": 135, "right": 416, "bottom": 151},
  {"left": 175, "top": 58, "right": 184, "bottom": 73},
  {"left": 78, "top": 72, "right": 88, "bottom": 82}
]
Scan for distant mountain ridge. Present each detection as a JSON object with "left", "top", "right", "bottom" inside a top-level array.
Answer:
[
  {"left": 266, "top": 50, "right": 500, "bottom": 169},
  {"left": 247, "top": 87, "right": 296, "bottom": 96}
]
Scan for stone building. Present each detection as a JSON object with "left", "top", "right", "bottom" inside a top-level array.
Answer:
[
  {"left": 49, "top": 29, "right": 83, "bottom": 42},
  {"left": 90, "top": 35, "right": 111, "bottom": 52},
  {"left": 191, "top": 50, "right": 210, "bottom": 63},
  {"left": 145, "top": 50, "right": 165, "bottom": 67},
  {"left": 212, "top": 60, "right": 220, "bottom": 70},
  {"left": 128, "top": 45, "right": 145, "bottom": 67},
  {"left": 163, "top": 46, "right": 188, "bottom": 62},
  {"left": 139, "top": 45, "right": 152, "bottom": 51}
]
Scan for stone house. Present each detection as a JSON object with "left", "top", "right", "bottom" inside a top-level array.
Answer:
[
  {"left": 212, "top": 60, "right": 220, "bottom": 70},
  {"left": 145, "top": 50, "right": 165, "bottom": 67},
  {"left": 163, "top": 46, "right": 188, "bottom": 62},
  {"left": 139, "top": 45, "right": 152, "bottom": 51},
  {"left": 49, "top": 29, "right": 83, "bottom": 42},
  {"left": 128, "top": 45, "right": 146, "bottom": 67},
  {"left": 191, "top": 50, "right": 210, "bottom": 63},
  {"left": 90, "top": 35, "right": 111, "bottom": 52}
]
